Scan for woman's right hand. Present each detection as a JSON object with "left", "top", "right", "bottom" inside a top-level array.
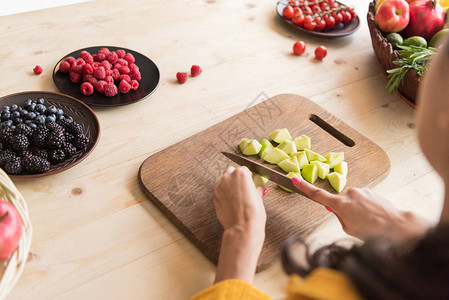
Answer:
[{"left": 292, "top": 177, "right": 435, "bottom": 246}]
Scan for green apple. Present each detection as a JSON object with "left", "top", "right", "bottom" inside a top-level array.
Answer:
[
  {"left": 304, "top": 148, "right": 326, "bottom": 162},
  {"left": 269, "top": 128, "right": 292, "bottom": 143},
  {"left": 263, "top": 147, "right": 290, "bottom": 164},
  {"left": 279, "top": 172, "right": 302, "bottom": 192},
  {"left": 253, "top": 173, "right": 268, "bottom": 187},
  {"left": 241, "top": 139, "right": 262, "bottom": 155},
  {"left": 301, "top": 164, "right": 318, "bottom": 184},
  {"left": 238, "top": 138, "right": 250, "bottom": 153},
  {"left": 278, "top": 156, "right": 300, "bottom": 173},
  {"left": 290, "top": 151, "right": 309, "bottom": 169},
  {"left": 328, "top": 172, "right": 347, "bottom": 193},
  {"left": 334, "top": 161, "right": 348, "bottom": 177},
  {"left": 258, "top": 138, "right": 274, "bottom": 158},
  {"left": 277, "top": 139, "right": 297, "bottom": 155},
  {"left": 324, "top": 152, "right": 344, "bottom": 168},
  {"left": 293, "top": 135, "right": 311, "bottom": 150},
  {"left": 310, "top": 161, "right": 330, "bottom": 179}
]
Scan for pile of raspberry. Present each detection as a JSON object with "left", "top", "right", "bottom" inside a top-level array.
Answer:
[{"left": 58, "top": 47, "right": 141, "bottom": 97}]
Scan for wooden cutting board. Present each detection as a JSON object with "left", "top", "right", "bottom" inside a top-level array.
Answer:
[{"left": 138, "top": 94, "right": 390, "bottom": 271}]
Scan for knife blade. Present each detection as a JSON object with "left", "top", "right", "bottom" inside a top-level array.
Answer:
[{"left": 221, "top": 151, "right": 309, "bottom": 199}]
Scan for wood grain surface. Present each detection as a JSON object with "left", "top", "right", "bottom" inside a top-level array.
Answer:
[{"left": 139, "top": 94, "right": 390, "bottom": 271}]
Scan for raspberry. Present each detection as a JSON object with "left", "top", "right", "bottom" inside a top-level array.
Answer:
[
  {"left": 119, "top": 74, "right": 131, "bottom": 83},
  {"left": 106, "top": 69, "right": 113, "bottom": 76},
  {"left": 116, "top": 49, "right": 126, "bottom": 59},
  {"left": 191, "top": 65, "right": 202, "bottom": 77},
  {"left": 98, "top": 47, "right": 110, "bottom": 56},
  {"left": 129, "top": 63, "right": 139, "bottom": 72},
  {"left": 69, "top": 70, "right": 81, "bottom": 83},
  {"left": 65, "top": 56, "right": 76, "bottom": 65},
  {"left": 94, "top": 80, "right": 107, "bottom": 93},
  {"left": 94, "top": 66, "right": 106, "bottom": 79},
  {"left": 104, "top": 82, "right": 118, "bottom": 97},
  {"left": 117, "top": 58, "right": 128, "bottom": 66},
  {"left": 80, "top": 82, "right": 94, "bottom": 95},
  {"left": 176, "top": 72, "right": 188, "bottom": 84},
  {"left": 80, "top": 51, "right": 94, "bottom": 64},
  {"left": 129, "top": 70, "right": 141, "bottom": 81},
  {"left": 83, "top": 63, "right": 94, "bottom": 75},
  {"left": 124, "top": 53, "right": 135, "bottom": 64},
  {"left": 33, "top": 65, "right": 43, "bottom": 75},
  {"left": 119, "top": 79, "right": 131, "bottom": 93},
  {"left": 83, "top": 74, "right": 98, "bottom": 85},
  {"left": 107, "top": 52, "right": 118, "bottom": 64},
  {"left": 130, "top": 80, "right": 139, "bottom": 90},
  {"left": 92, "top": 62, "right": 100, "bottom": 69},
  {"left": 119, "top": 66, "right": 130, "bottom": 75},
  {"left": 113, "top": 63, "right": 122, "bottom": 70},
  {"left": 71, "top": 64, "right": 84, "bottom": 74},
  {"left": 111, "top": 69, "right": 120, "bottom": 81},
  {"left": 105, "top": 75, "right": 114, "bottom": 84},
  {"left": 101, "top": 60, "right": 111, "bottom": 70},
  {"left": 59, "top": 61, "right": 71, "bottom": 73},
  {"left": 94, "top": 53, "right": 106, "bottom": 62}
]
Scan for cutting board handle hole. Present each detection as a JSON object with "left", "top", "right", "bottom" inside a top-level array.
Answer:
[{"left": 309, "top": 114, "right": 355, "bottom": 147}]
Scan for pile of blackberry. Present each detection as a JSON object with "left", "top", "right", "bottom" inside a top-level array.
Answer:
[{"left": 0, "top": 98, "right": 89, "bottom": 175}]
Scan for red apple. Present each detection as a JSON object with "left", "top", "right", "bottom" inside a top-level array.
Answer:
[
  {"left": 404, "top": 0, "right": 445, "bottom": 41},
  {"left": 375, "top": 0, "right": 411, "bottom": 33},
  {"left": 0, "top": 200, "right": 23, "bottom": 261}
]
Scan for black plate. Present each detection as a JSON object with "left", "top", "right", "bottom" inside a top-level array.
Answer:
[
  {"left": 276, "top": 1, "right": 360, "bottom": 37},
  {"left": 0, "top": 91, "right": 100, "bottom": 178},
  {"left": 53, "top": 46, "right": 160, "bottom": 107}
]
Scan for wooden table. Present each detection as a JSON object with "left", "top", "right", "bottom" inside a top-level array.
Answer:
[{"left": 0, "top": 1, "right": 443, "bottom": 299}]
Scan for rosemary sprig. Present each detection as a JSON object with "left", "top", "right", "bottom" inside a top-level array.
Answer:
[{"left": 386, "top": 45, "right": 438, "bottom": 93}]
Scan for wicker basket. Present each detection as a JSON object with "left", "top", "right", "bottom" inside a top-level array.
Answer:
[
  {"left": 367, "top": 1, "right": 421, "bottom": 107},
  {"left": 0, "top": 168, "right": 32, "bottom": 300}
]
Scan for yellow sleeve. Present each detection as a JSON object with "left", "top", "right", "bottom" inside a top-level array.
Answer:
[
  {"left": 286, "top": 268, "right": 364, "bottom": 300},
  {"left": 190, "top": 279, "right": 272, "bottom": 300}
]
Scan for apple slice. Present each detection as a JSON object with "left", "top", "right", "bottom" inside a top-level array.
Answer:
[
  {"left": 304, "top": 148, "right": 326, "bottom": 162},
  {"left": 310, "top": 161, "right": 330, "bottom": 179},
  {"left": 240, "top": 139, "right": 262, "bottom": 155},
  {"left": 324, "top": 152, "right": 344, "bottom": 168},
  {"left": 263, "top": 147, "right": 290, "bottom": 164},
  {"left": 293, "top": 135, "right": 311, "bottom": 150},
  {"left": 277, "top": 139, "right": 297, "bottom": 155},
  {"left": 290, "top": 151, "right": 309, "bottom": 169},
  {"left": 258, "top": 138, "right": 274, "bottom": 158},
  {"left": 238, "top": 138, "right": 250, "bottom": 153},
  {"left": 301, "top": 164, "right": 318, "bottom": 184},
  {"left": 253, "top": 173, "right": 268, "bottom": 187},
  {"left": 328, "top": 172, "right": 347, "bottom": 193},
  {"left": 278, "top": 156, "right": 300, "bottom": 173},
  {"left": 269, "top": 128, "right": 292, "bottom": 143},
  {"left": 279, "top": 172, "right": 302, "bottom": 192},
  {"left": 334, "top": 161, "right": 348, "bottom": 177}
]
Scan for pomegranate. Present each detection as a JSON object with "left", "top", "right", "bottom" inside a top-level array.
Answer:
[
  {"left": 403, "top": 0, "right": 445, "bottom": 41},
  {"left": 0, "top": 201, "right": 23, "bottom": 261}
]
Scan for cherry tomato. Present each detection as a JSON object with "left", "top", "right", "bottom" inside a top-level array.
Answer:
[
  {"left": 310, "top": 4, "right": 320, "bottom": 12},
  {"left": 288, "top": 0, "right": 299, "bottom": 5},
  {"left": 302, "top": 6, "right": 312, "bottom": 14},
  {"left": 346, "top": 7, "right": 357, "bottom": 19},
  {"left": 331, "top": 11, "right": 343, "bottom": 24},
  {"left": 298, "top": 0, "right": 308, "bottom": 5},
  {"left": 283, "top": 5, "right": 295, "bottom": 19},
  {"left": 328, "top": 0, "right": 335, "bottom": 6},
  {"left": 315, "top": 17, "right": 326, "bottom": 31},
  {"left": 292, "top": 14, "right": 305, "bottom": 25},
  {"left": 292, "top": 7, "right": 302, "bottom": 18},
  {"left": 323, "top": 14, "right": 336, "bottom": 29},
  {"left": 314, "top": 46, "right": 327, "bottom": 60},
  {"left": 303, "top": 16, "right": 316, "bottom": 30},
  {"left": 293, "top": 41, "right": 306, "bottom": 55},
  {"left": 341, "top": 11, "right": 352, "bottom": 24}
]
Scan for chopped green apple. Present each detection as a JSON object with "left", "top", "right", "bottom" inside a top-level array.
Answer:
[
  {"left": 279, "top": 172, "right": 302, "bottom": 192},
  {"left": 258, "top": 138, "right": 274, "bottom": 158},
  {"left": 328, "top": 172, "right": 347, "bottom": 193},
  {"left": 304, "top": 148, "right": 326, "bottom": 162},
  {"left": 238, "top": 138, "right": 251, "bottom": 153},
  {"left": 277, "top": 139, "right": 297, "bottom": 155},
  {"left": 301, "top": 164, "right": 318, "bottom": 184},
  {"left": 324, "top": 152, "right": 344, "bottom": 168},
  {"left": 269, "top": 128, "right": 292, "bottom": 143},
  {"left": 278, "top": 156, "right": 300, "bottom": 173},
  {"left": 263, "top": 147, "right": 290, "bottom": 164},
  {"left": 310, "top": 161, "right": 330, "bottom": 180},
  {"left": 253, "top": 173, "right": 269, "bottom": 187},
  {"left": 293, "top": 135, "right": 311, "bottom": 150},
  {"left": 241, "top": 139, "right": 262, "bottom": 155},
  {"left": 290, "top": 151, "right": 309, "bottom": 169},
  {"left": 334, "top": 161, "right": 348, "bottom": 177}
]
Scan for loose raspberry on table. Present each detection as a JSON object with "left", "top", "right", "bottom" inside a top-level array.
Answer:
[
  {"left": 80, "top": 82, "right": 94, "bottom": 95},
  {"left": 130, "top": 80, "right": 139, "bottom": 90},
  {"left": 129, "top": 70, "right": 141, "bottom": 81},
  {"left": 107, "top": 52, "right": 118, "bottom": 64},
  {"left": 94, "top": 80, "right": 107, "bottom": 93},
  {"left": 124, "top": 53, "right": 135, "bottom": 64},
  {"left": 104, "top": 82, "right": 118, "bottom": 97},
  {"left": 191, "top": 65, "right": 202, "bottom": 77},
  {"left": 176, "top": 72, "right": 188, "bottom": 84},
  {"left": 119, "top": 79, "right": 131, "bottom": 93},
  {"left": 93, "top": 66, "right": 106, "bottom": 79},
  {"left": 33, "top": 65, "right": 43, "bottom": 75},
  {"left": 116, "top": 49, "right": 126, "bottom": 59},
  {"left": 119, "top": 74, "right": 131, "bottom": 83},
  {"left": 69, "top": 70, "right": 82, "bottom": 83},
  {"left": 59, "top": 61, "right": 71, "bottom": 73}
]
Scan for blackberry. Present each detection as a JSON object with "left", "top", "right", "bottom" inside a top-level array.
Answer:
[
  {"left": 48, "top": 149, "right": 66, "bottom": 164},
  {"left": 31, "top": 125, "right": 49, "bottom": 147},
  {"left": 0, "top": 150, "right": 15, "bottom": 168},
  {"left": 32, "top": 149, "right": 48, "bottom": 160},
  {"left": 46, "top": 122, "right": 64, "bottom": 133},
  {"left": 0, "top": 127, "right": 13, "bottom": 144},
  {"left": 67, "top": 122, "right": 83, "bottom": 135},
  {"left": 57, "top": 118, "right": 73, "bottom": 130},
  {"left": 9, "top": 134, "right": 29, "bottom": 152},
  {"left": 64, "top": 132, "right": 75, "bottom": 144},
  {"left": 47, "top": 132, "right": 65, "bottom": 149},
  {"left": 13, "top": 124, "right": 32, "bottom": 137},
  {"left": 73, "top": 134, "right": 89, "bottom": 150},
  {"left": 17, "top": 150, "right": 32, "bottom": 158},
  {"left": 62, "top": 143, "right": 77, "bottom": 158},
  {"left": 0, "top": 142, "right": 3, "bottom": 150},
  {"left": 22, "top": 155, "right": 50, "bottom": 173},
  {"left": 4, "top": 156, "right": 22, "bottom": 175}
]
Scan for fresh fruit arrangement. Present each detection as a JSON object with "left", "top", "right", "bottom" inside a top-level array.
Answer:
[
  {"left": 58, "top": 47, "right": 141, "bottom": 97},
  {"left": 238, "top": 128, "right": 348, "bottom": 193},
  {"left": 0, "top": 98, "right": 89, "bottom": 175},
  {"left": 282, "top": 0, "right": 357, "bottom": 32}
]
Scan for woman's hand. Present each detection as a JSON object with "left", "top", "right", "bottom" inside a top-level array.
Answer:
[
  {"left": 292, "top": 177, "right": 435, "bottom": 246},
  {"left": 213, "top": 166, "right": 268, "bottom": 284}
]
